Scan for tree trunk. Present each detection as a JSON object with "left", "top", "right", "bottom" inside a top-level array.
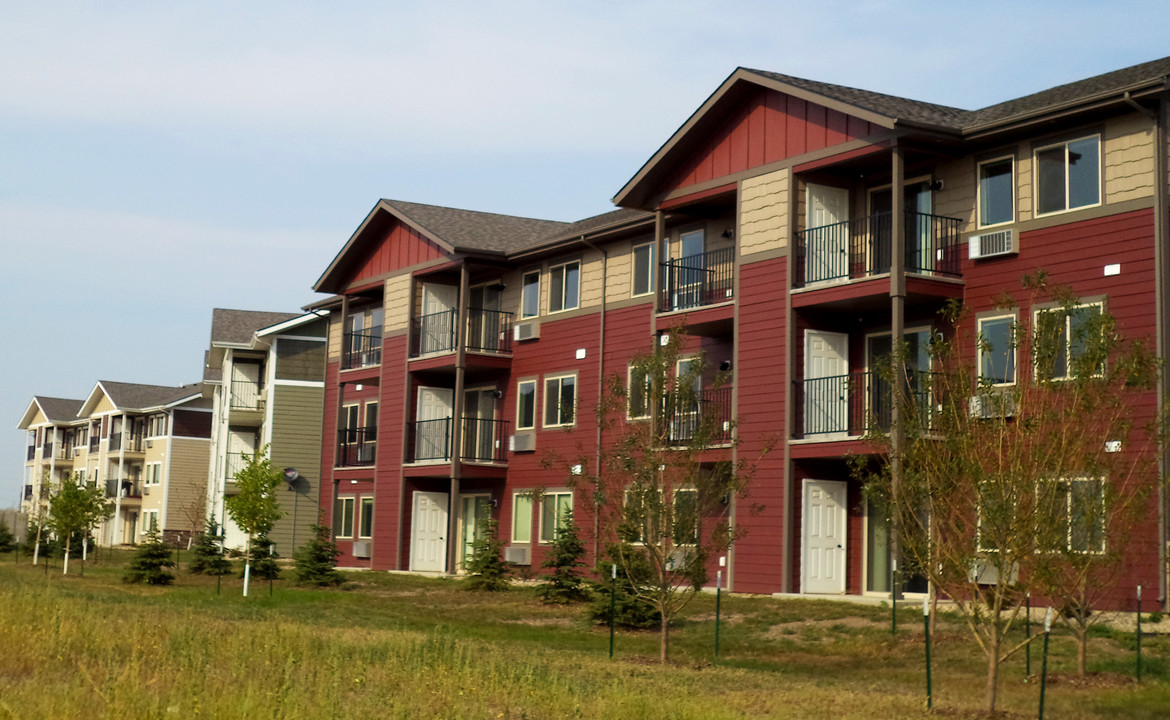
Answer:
[
  {"left": 32, "top": 522, "right": 43, "bottom": 566},
  {"left": 242, "top": 535, "right": 252, "bottom": 597},
  {"left": 984, "top": 633, "right": 1001, "bottom": 713},
  {"left": 660, "top": 610, "right": 670, "bottom": 663},
  {"left": 63, "top": 536, "right": 70, "bottom": 575},
  {"left": 1077, "top": 628, "right": 1088, "bottom": 677}
]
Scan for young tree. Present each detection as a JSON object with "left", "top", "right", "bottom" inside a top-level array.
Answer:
[
  {"left": 123, "top": 530, "right": 176, "bottom": 585},
  {"left": 188, "top": 517, "right": 233, "bottom": 576},
  {"left": 536, "top": 509, "right": 589, "bottom": 603},
  {"left": 463, "top": 518, "right": 509, "bottom": 591},
  {"left": 589, "top": 543, "right": 661, "bottom": 629},
  {"left": 561, "top": 328, "right": 760, "bottom": 663},
  {"left": 294, "top": 524, "right": 343, "bottom": 587},
  {"left": 224, "top": 447, "right": 285, "bottom": 596},
  {"left": 0, "top": 519, "right": 15, "bottom": 554},
  {"left": 246, "top": 534, "right": 281, "bottom": 581},
  {"left": 857, "top": 275, "right": 1160, "bottom": 712},
  {"left": 47, "top": 472, "right": 112, "bottom": 575}
]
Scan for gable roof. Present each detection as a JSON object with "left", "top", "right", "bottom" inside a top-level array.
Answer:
[
  {"left": 210, "top": 308, "right": 300, "bottom": 347},
  {"left": 79, "top": 380, "right": 205, "bottom": 417},
  {"left": 17, "top": 396, "right": 84, "bottom": 429}
]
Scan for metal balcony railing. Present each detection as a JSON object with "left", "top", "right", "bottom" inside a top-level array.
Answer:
[
  {"left": 336, "top": 427, "right": 377, "bottom": 467},
  {"left": 23, "top": 484, "right": 33, "bottom": 500},
  {"left": 109, "top": 433, "right": 122, "bottom": 452},
  {"left": 663, "top": 386, "right": 733, "bottom": 446},
  {"left": 792, "top": 370, "right": 935, "bottom": 438},
  {"left": 794, "top": 211, "right": 963, "bottom": 288},
  {"left": 105, "top": 478, "right": 142, "bottom": 499},
  {"left": 26, "top": 446, "right": 36, "bottom": 461},
  {"left": 225, "top": 452, "right": 255, "bottom": 482},
  {"left": 410, "top": 309, "right": 457, "bottom": 356},
  {"left": 406, "top": 418, "right": 452, "bottom": 463},
  {"left": 230, "top": 379, "right": 263, "bottom": 410},
  {"left": 658, "top": 247, "right": 735, "bottom": 312},
  {"left": 466, "top": 309, "right": 513, "bottom": 354},
  {"left": 342, "top": 330, "right": 383, "bottom": 369},
  {"left": 89, "top": 435, "right": 100, "bottom": 452},
  {"left": 461, "top": 418, "right": 509, "bottom": 463}
]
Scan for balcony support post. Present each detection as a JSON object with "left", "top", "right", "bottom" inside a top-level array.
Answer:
[
  {"left": 113, "top": 412, "right": 127, "bottom": 544},
  {"left": 447, "top": 262, "right": 470, "bottom": 575},
  {"left": 335, "top": 293, "right": 350, "bottom": 470},
  {"left": 889, "top": 142, "right": 906, "bottom": 601}
]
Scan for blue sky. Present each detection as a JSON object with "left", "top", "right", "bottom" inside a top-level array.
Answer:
[{"left": 4, "top": 1, "right": 1170, "bottom": 506}]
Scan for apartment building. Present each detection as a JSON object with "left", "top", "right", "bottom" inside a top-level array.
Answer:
[
  {"left": 204, "top": 308, "right": 327, "bottom": 556},
  {"left": 17, "top": 396, "right": 85, "bottom": 519},
  {"left": 308, "top": 57, "right": 1169, "bottom": 609}
]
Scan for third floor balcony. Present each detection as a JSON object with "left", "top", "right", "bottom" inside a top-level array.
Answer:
[
  {"left": 342, "top": 329, "right": 383, "bottom": 370},
  {"left": 658, "top": 247, "right": 735, "bottom": 314},
  {"left": 409, "top": 308, "right": 513, "bottom": 360}
]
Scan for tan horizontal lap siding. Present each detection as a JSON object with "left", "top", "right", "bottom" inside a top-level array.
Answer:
[{"left": 165, "top": 438, "right": 210, "bottom": 534}]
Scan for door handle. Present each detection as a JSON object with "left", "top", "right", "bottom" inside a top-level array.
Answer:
[{"left": 837, "top": 544, "right": 842, "bottom": 549}]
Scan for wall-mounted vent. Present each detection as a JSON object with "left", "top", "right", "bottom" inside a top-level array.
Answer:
[
  {"left": 504, "top": 546, "right": 531, "bottom": 565},
  {"left": 509, "top": 433, "right": 536, "bottom": 453},
  {"left": 969, "top": 229, "right": 1016, "bottom": 259},
  {"left": 352, "top": 541, "right": 372, "bottom": 558},
  {"left": 513, "top": 322, "right": 539, "bottom": 342}
]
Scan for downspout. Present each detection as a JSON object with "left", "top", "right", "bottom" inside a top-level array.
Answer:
[
  {"left": 580, "top": 234, "right": 607, "bottom": 564},
  {"left": 890, "top": 142, "right": 906, "bottom": 600},
  {"left": 782, "top": 171, "right": 797, "bottom": 593}
]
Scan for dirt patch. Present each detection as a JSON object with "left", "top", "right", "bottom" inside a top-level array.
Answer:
[
  {"left": 765, "top": 616, "right": 916, "bottom": 639},
  {"left": 688, "top": 611, "right": 747, "bottom": 624},
  {"left": 502, "top": 617, "right": 573, "bottom": 627},
  {"left": 1042, "top": 671, "right": 1135, "bottom": 689}
]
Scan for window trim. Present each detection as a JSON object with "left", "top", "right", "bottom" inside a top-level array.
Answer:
[
  {"left": 626, "top": 363, "right": 652, "bottom": 420},
  {"left": 141, "top": 509, "right": 160, "bottom": 535},
  {"left": 144, "top": 461, "right": 163, "bottom": 487},
  {"left": 358, "top": 496, "right": 374, "bottom": 539},
  {"left": 977, "top": 313, "right": 1017, "bottom": 387},
  {"left": 511, "top": 492, "right": 533, "bottom": 543},
  {"left": 622, "top": 486, "right": 699, "bottom": 545},
  {"left": 520, "top": 270, "right": 541, "bottom": 319},
  {"left": 1032, "top": 133, "right": 1102, "bottom": 218},
  {"left": 1036, "top": 477, "right": 1106, "bottom": 555},
  {"left": 334, "top": 496, "right": 356, "bottom": 539},
  {"left": 515, "top": 379, "right": 537, "bottom": 431},
  {"left": 538, "top": 491, "right": 573, "bottom": 544},
  {"left": 547, "top": 260, "right": 581, "bottom": 314},
  {"left": 1031, "top": 299, "right": 1106, "bottom": 381},
  {"left": 976, "top": 155, "right": 1015, "bottom": 229},
  {"left": 631, "top": 241, "right": 656, "bottom": 298},
  {"left": 542, "top": 372, "right": 578, "bottom": 429}
]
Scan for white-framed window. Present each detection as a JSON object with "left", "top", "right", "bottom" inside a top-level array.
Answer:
[
  {"left": 76, "top": 468, "right": 87, "bottom": 485},
  {"left": 144, "top": 462, "right": 163, "bottom": 487},
  {"left": 548, "top": 261, "right": 580, "bottom": 313},
  {"left": 1037, "top": 478, "right": 1106, "bottom": 554},
  {"left": 632, "top": 242, "right": 655, "bottom": 297},
  {"left": 148, "top": 413, "right": 167, "bottom": 438},
  {"left": 977, "top": 315, "right": 1016, "bottom": 386},
  {"left": 334, "top": 496, "right": 355, "bottom": 539},
  {"left": 521, "top": 270, "right": 540, "bottom": 319},
  {"left": 141, "top": 509, "right": 160, "bottom": 535},
  {"left": 977, "top": 156, "right": 1014, "bottom": 227},
  {"left": 1034, "top": 301, "right": 1104, "bottom": 380},
  {"left": 511, "top": 493, "right": 533, "bottom": 543},
  {"left": 1035, "top": 135, "right": 1100, "bottom": 216},
  {"left": 627, "top": 363, "right": 652, "bottom": 420},
  {"left": 543, "top": 373, "right": 577, "bottom": 428},
  {"left": 516, "top": 379, "right": 537, "bottom": 430},
  {"left": 623, "top": 487, "right": 699, "bottom": 545},
  {"left": 539, "top": 491, "right": 573, "bottom": 543},
  {"left": 358, "top": 497, "right": 374, "bottom": 539},
  {"left": 74, "top": 426, "right": 88, "bottom": 447}
]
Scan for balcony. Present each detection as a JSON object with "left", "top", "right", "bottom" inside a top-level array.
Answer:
[
  {"left": 792, "top": 371, "right": 933, "bottom": 440},
  {"left": 410, "top": 308, "right": 513, "bottom": 358},
  {"left": 89, "top": 435, "right": 100, "bottom": 452},
  {"left": 23, "top": 484, "right": 32, "bottom": 500},
  {"left": 225, "top": 452, "right": 256, "bottom": 482},
  {"left": 405, "top": 417, "right": 510, "bottom": 465},
  {"left": 658, "top": 247, "right": 735, "bottom": 313},
  {"left": 342, "top": 330, "right": 383, "bottom": 370},
  {"left": 26, "top": 446, "right": 35, "bottom": 461},
  {"left": 794, "top": 211, "right": 962, "bottom": 289},
  {"left": 336, "top": 427, "right": 377, "bottom": 467},
  {"left": 664, "top": 387, "right": 733, "bottom": 446},
  {"left": 108, "top": 433, "right": 146, "bottom": 454},
  {"left": 105, "top": 478, "right": 142, "bottom": 499},
  {"left": 230, "top": 379, "right": 264, "bottom": 410}
]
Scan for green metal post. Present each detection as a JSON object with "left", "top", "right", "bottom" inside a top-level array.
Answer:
[
  {"left": 715, "top": 569, "right": 722, "bottom": 659},
  {"left": 1136, "top": 585, "right": 1142, "bottom": 683},
  {"left": 608, "top": 564, "right": 616, "bottom": 659},
  {"left": 1039, "top": 608, "right": 1052, "bottom": 720},
  {"left": 923, "top": 595, "right": 932, "bottom": 709},
  {"left": 891, "top": 562, "right": 897, "bottom": 634},
  {"left": 1026, "top": 592, "right": 1032, "bottom": 676}
]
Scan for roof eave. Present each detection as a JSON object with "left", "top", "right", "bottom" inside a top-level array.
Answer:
[
  {"left": 962, "top": 78, "right": 1170, "bottom": 138},
  {"left": 256, "top": 310, "right": 329, "bottom": 338}
]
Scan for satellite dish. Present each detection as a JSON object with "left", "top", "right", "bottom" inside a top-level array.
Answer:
[{"left": 283, "top": 468, "right": 299, "bottom": 487}]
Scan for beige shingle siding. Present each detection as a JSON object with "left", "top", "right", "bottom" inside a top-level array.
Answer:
[
  {"left": 1104, "top": 113, "right": 1156, "bottom": 204},
  {"left": 604, "top": 238, "right": 634, "bottom": 303},
  {"left": 935, "top": 156, "right": 977, "bottom": 234},
  {"left": 166, "top": 437, "right": 210, "bottom": 534},
  {"left": 739, "top": 168, "right": 791, "bottom": 256},
  {"left": 384, "top": 274, "right": 412, "bottom": 334},
  {"left": 327, "top": 311, "right": 342, "bottom": 361},
  {"left": 1017, "top": 151, "right": 1034, "bottom": 223},
  {"left": 267, "top": 385, "right": 325, "bottom": 556}
]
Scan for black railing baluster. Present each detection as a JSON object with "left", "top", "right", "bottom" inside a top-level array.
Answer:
[
  {"left": 658, "top": 247, "right": 736, "bottom": 312},
  {"left": 336, "top": 427, "right": 378, "bottom": 467},
  {"left": 342, "top": 330, "right": 383, "bottom": 369}
]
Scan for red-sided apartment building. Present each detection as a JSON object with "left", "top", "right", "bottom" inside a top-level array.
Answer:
[{"left": 310, "top": 57, "right": 1170, "bottom": 609}]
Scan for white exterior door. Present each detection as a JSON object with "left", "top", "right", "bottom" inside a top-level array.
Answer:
[
  {"left": 804, "top": 331, "right": 849, "bottom": 436},
  {"left": 415, "top": 387, "right": 454, "bottom": 461},
  {"left": 411, "top": 491, "right": 448, "bottom": 572},
  {"left": 803, "top": 479, "right": 847, "bottom": 594},
  {"left": 805, "top": 184, "right": 849, "bottom": 284},
  {"left": 420, "top": 284, "right": 458, "bottom": 354}
]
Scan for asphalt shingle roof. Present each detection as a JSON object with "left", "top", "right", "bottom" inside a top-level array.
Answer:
[
  {"left": 210, "top": 308, "right": 300, "bottom": 345},
  {"left": 381, "top": 199, "right": 571, "bottom": 255},
  {"left": 99, "top": 381, "right": 202, "bottom": 411},
  {"left": 34, "top": 397, "right": 84, "bottom": 423}
]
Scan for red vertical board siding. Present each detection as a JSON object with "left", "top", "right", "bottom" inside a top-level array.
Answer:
[
  {"left": 373, "top": 334, "right": 407, "bottom": 570},
  {"left": 667, "top": 88, "right": 876, "bottom": 197},
  {"left": 349, "top": 222, "right": 444, "bottom": 288},
  {"left": 732, "top": 257, "right": 788, "bottom": 594}
]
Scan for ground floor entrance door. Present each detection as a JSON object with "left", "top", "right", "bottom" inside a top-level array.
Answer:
[
  {"left": 803, "top": 479, "right": 847, "bottom": 594},
  {"left": 410, "top": 491, "right": 449, "bottom": 572}
]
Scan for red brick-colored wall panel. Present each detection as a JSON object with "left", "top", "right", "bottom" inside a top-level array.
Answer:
[
  {"left": 348, "top": 221, "right": 445, "bottom": 288},
  {"left": 372, "top": 334, "right": 408, "bottom": 570}
]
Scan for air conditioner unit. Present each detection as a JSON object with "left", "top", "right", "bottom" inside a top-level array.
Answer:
[
  {"left": 146, "top": 439, "right": 153, "bottom": 449},
  {"left": 504, "top": 546, "right": 531, "bottom": 565},
  {"left": 968, "top": 229, "right": 1016, "bottom": 259},
  {"left": 352, "top": 541, "right": 372, "bottom": 558},
  {"left": 665, "top": 548, "right": 691, "bottom": 571},
  {"left": 968, "top": 559, "right": 1019, "bottom": 585},
  {"left": 968, "top": 393, "right": 1017, "bottom": 419},
  {"left": 513, "top": 322, "right": 539, "bottom": 342},
  {"left": 509, "top": 433, "right": 536, "bottom": 453},
  {"left": 143, "top": 487, "right": 150, "bottom": 496}
]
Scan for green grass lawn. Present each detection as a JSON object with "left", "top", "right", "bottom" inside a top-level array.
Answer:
[{"left": 0, "top": 550, "right": 1167, "bottom": 719}]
